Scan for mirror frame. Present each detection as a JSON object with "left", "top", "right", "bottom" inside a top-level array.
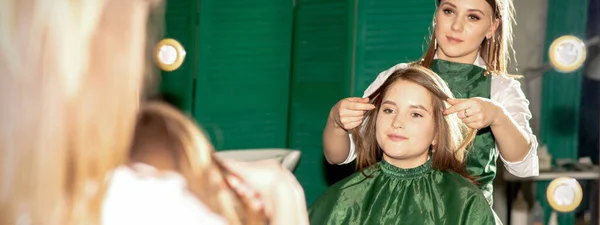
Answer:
[
  {"left": 154, "top": 38, "right": 186, "bottom": 72},
  {"left": 546, "top": 176, "right": 583, "bottom": 212},
  {"left": 548, "top": 35, "right": 587, "bottom": 73}
]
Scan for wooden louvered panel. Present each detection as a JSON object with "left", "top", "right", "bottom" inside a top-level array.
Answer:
[
  {"left": 289, "top": 0, "right": 352, "bottom": 204},
  {"left": 354, "top": 0, "right": 435, "bottom": 96},
  {"left": 193, "top": 0, "right": 293, "bottom": 150}
]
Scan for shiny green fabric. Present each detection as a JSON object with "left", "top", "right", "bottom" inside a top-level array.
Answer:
[
  {"left": 308, "top": 160, "right": 496, "bottom": 225},
  {"left": 430, "top": 59, "right": 497, "bottom": 205}
]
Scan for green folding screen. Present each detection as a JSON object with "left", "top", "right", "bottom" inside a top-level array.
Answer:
[
  {"left": 289, "top": 0, "right": 354, "bottom": 205},
  {"left": 162, "top": 0, "right": 440, "bottom": 204},
  {"left": 193, "top": 0, "right": 294, "bottom": 150},
  {"left": 353, "top": 0, "right": 435, "bottom": 95}
]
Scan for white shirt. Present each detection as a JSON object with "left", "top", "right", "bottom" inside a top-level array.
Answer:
[
  {"left": 341, "top": 54, "right": 540, "bottom": 178},
  {"left": 102, "top": 164, "right": 228, "bottom": 225}
]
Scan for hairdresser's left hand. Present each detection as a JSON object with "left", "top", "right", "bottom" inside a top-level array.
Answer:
[{"left": 444, "top": 97, "right": 504, "bottom": 129}]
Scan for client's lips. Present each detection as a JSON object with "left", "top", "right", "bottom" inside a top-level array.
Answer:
[
  {"left": 446, "top": 36, "right": 464, "bottom": 44},
  {"left": 387, "top": 134, "right": 407, "bottom": 142}
]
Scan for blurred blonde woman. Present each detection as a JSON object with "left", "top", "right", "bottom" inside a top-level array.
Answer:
[
  {"left": 107, "top": 101, "right": 308, "bottom": 225},
  {"left": 0, "top": 0, "right": 308, "bottom": 224}
]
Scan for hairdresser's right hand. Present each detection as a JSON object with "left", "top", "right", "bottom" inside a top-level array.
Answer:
[
  {"left": 222, "top": 160, "right": 308, "bottom": 225},
  {"left": 330, "top": 97, "right": 375, "bottom": 131}
]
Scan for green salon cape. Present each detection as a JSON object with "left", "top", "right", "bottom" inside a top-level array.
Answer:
[
  {"left": 308, "top": 160, "right": 496, "bottom": 225},
  {"left": 432, "top": 59, "right": 497, "bottom": 205}
]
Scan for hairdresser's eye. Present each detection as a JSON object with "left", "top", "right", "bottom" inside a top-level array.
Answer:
[
  {"left": 443, "top": 9, "right": 454, "bottom": 15},
  {"left": 411, "top": 113, "right": 423, "bottom": 118},
  {"left": 468, "top": 15, "right": 481, "bottom": 21},
  {"left": 382, "top": 108, "right": 395, "bottom": 114}
]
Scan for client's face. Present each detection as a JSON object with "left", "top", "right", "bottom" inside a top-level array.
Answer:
[{"left": 375, "top": 79, "right": 437, "bottom": 169}]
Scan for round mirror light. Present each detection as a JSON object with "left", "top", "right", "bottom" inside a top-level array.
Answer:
[
  {"left": 546, "top": 177, "right": 583, "bottom": 212},
  {"left": 154, "top": 38, "right": 186, "bottom": 72},
  {"left": 549, "top": 35, "right": 587, "bottom": 73}
]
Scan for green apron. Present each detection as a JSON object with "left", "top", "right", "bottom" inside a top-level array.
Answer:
[
  {"left": 431, "top": 59, "right": 497, "bottom": 205},
  {"left": 308, "top": 160, "right": 496, "bottom": 224}
]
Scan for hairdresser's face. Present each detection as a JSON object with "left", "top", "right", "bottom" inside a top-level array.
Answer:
[
  {"left": 434, "top": 0, "right": 497, "bottom": 63},
  {"left": 376, "top": 80, "right": 436, "bottom": 169}
]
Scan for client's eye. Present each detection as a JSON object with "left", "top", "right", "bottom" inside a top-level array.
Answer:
[
  {"left": 468, "top": 15, "right": 481, "bottom": 21},
  {"left": 382, "top": 108, "right": 394, "bottom": 114},
  {"left": 411, "top": 113, "right": 423, "bottom": 118}
]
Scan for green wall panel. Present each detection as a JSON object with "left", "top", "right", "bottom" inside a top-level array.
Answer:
[
  {"left": 289, "top": 0, "right": 353, "bottom": 205},
  {"left": 540, "top": 0, "right": 589, "bottom": 159},
  {"left": 160, "top": 0, "right": 197, "bottom": 113},
  {"left": 538, "top": 0, "right": 589, "bottom": 224},
  {"left": 353, "top": 0, "right": 435, "bottom": 96},
  {"left": 194, "top": 0, "right": 294, "bottom": 150},
  {"left": 290, "top": 0, "right": 436, "bottom": 205}
]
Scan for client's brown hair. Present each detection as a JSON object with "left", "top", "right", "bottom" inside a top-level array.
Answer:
[{"left": 352, "top": 65, "right": 477, "bottom": 182}]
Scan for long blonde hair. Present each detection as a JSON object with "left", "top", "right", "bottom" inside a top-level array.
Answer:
[
  {"left": 0, "top": 0, "right": 167, "bottom": 224},
  {"left": 130, "top": 101, "right": 265, "bottom": 225},
  {"left": 0, "top": 0, "right": 267, "bottom": 224}
]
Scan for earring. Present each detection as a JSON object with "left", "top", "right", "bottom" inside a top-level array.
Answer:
[{"left": 485, "top": 37, "right": 494, "bottom": 75}]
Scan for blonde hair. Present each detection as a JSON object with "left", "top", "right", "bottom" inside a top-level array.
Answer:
[
  {"left": 0, "top": 0, "right": 164, "bottom": 224},
  {"left": 130, "top": 101, "right": 265, "bottom": 225},
  {"left": 0, "top": 0, "right": 267, "bottom": 224}
]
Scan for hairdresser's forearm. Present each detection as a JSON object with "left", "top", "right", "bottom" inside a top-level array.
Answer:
[
  {"left": 491, "top": 109, "right": 531, "bottom": 162},
  {"left": 270, "top": 182, "right": 309, "bottom": 225},
  {"left": 322, "top": 113, "right": 351, "bottom": 164}
]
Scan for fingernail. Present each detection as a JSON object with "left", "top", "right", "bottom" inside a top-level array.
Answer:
[{"left": 227, "top": 176, "right": 241, "bottom": 188}]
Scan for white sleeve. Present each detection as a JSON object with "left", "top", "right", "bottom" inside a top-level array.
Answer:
[
  {"left": 339, "top": 133, "right": 358, "bottom": 164},
  {"left": 491, "top": 76, "right": 540, "bottom": 177},
  {"left": 338, "top": 63, "right": 409, "bottom": 165},
  {"left": 102, "top": 165, "right": 228, "bottom": 225}
]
